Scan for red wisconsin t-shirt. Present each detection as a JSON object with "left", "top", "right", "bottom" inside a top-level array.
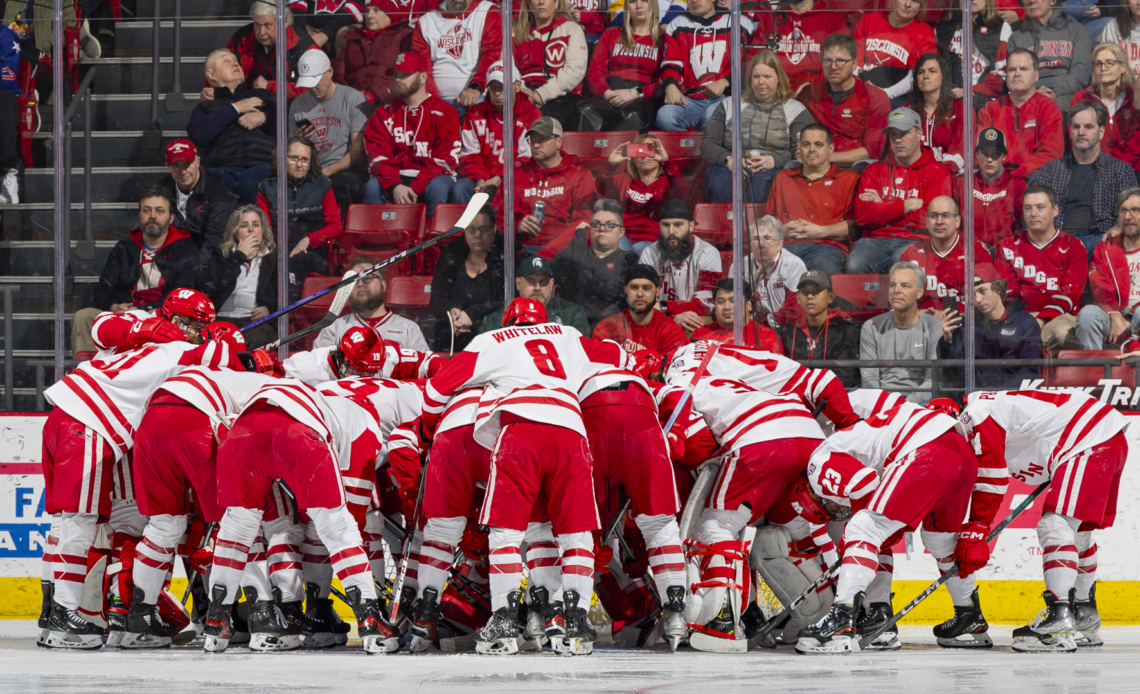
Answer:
[{"left": 592, "top": 308, "right": 688, "bottom": 353}]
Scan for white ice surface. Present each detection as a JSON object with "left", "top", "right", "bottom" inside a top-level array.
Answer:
[{"left": 4, "top": 620, "right": 1140, "bottom": 693}]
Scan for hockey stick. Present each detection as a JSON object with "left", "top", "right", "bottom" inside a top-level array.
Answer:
[
  {"left": 856, "top": 481, "right": 1051, "bottom": 651},
  {"left": 389, "top": 462, "right": 428, "bottom": 623},
  {"left": 253, "top": 270, "right": 357, "bottom": 350},
  {"left": 754, "top": 557, "right": 841, "bottom": 642},
  {"left": 243, "top": 192, "right": 490, "bottom": 332}
]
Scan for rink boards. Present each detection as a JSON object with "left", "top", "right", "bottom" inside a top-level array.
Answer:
[{"left": 3, "top": 412, "right": 1140, "bottom": 623}]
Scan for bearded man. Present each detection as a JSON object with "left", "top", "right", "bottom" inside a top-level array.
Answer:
[{"left": 314, "top": 256, "right": 429, "bottom": 350}]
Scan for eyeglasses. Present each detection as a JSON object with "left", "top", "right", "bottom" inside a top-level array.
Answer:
[
  {"left": 286, "top": 155, "right": 311, "bottom": 165},
  {"left": 467, "top": 225, "right": 495, "bottom": 234},
  {"left": 527, "top": 134, "right": 554, "bottom": 145},
  {"left": 589, "top": 221, "right": 623, "bottom": 232},
  {"left": 1121, "top": 207, "right": 1140, "bottom": 217},
  {"left": 928, "top": 212, "right": 960, "bottom": 220},
  {"left": 822, "top": 58, "right": 853, "bottom": 68},
  {"left": 1093, "top": 60, "right": 1124, "bottom": 69},
  {"left": 354, "top": 274, "right": 381, "bottom": 285}
]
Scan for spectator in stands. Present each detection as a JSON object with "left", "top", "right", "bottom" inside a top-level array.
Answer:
[
  {"left": 190, "top": 48, "right": 276, "bottom": 204},
  {"left": 413, "top": 0, "right": 502, "bottom": 114},
  {"left": 428, "top": 204, "right": 507, "bottom": 351},
  {"left": 197, "top": 204, "right": 279, "bottom": 347},
  {"left": 572, "top": 0, "right": 663, "bottom": 131},
  {"left": 288, "top": 0, "right": 362, "bottom": 56},
  {"left": 907, "top": 53, "right": 968, "bottom": 174},
  {"left": 1010, "top": 0, "right": 1092, "bottom": 113},
  {"left": 513, "top": 0, "right": 589, "bottom": 126},
  {"left": 938, "top": 263, "right": 1042, "bottom": 389},
  {"left": 1077, "top": 187, "right": 1140, "bottom": 349},
  {"left": 860, "top": 260, "right": 942, "bottom": 404},
  {"left": 978, "top": 49, "right": 1065, "bottom": 181},
  {"left": 799, "top": 33, "right": 891, "bottom": 165},
  {"left": 314, "top": 257, "right": 429, "bottom": 350},
  {"left": 954, "top": 127, "right": 1026, "bottom": 248},
  {"left": 592, "top": 264, "right": 688, "bottom": 352},
  {"left": 1098, "top": 0, "right": 1140, "bottom": 81},
  {"left": 72, "top": 185, "right": 199, "bottom": 358},
  {"left": 749, "top": 0, "right": 846, "bottom": 95},
  {"left": 655, "top": 0, "right": 748, "bottom": 131},
  {"left": 256, "top": 136, "right": 338, "bottom": 299},
  {"left": 567, "top": 0, "right": 608, "bottom": 44},
  {"left": 853, "top": 0, "right": 938, "bottom": 105},
  {"left": 455, "top": 62, "right": 542, "bottom": 203},
  {"left": 220, "top": 0, "right": 316, "bottom": 101},
  {"left": 553, "top": 199, "right": 640, "bottom": 329},
  {"left": 513, "top": 116, "right": 597, "bottom": 257},
  {"left": 289, "top": 49, "right": 371, "bottom": 214},
  {"left": 608, "top": 0, "right": 687, "bottom": 26},
  {"left": 900, "top": 195, "right": 994, "bottom": 312},
  {"left": 778, "top": 270, "right": 861, "bottom": 387},
  {"left": 701, "top": 50, "right": 814, "bottom": 204},
  {"left": 693, "top": 278, "right": 783, "bottom": 351},
  {"left": 1034, "top": 100, "right": 1134, "bottom": 256},
  {"left": 749, "top": 215, "right": 807, "bottom": 327},
  {"left": 848, "top": 107, "right": 953, "bottom": 274},
  {"left": 0, "top": 21, "right": 18, "bottom": 205},
  {"left": 157, "top": 139, "right": 236, "bottom": 252},
  {"left": 334, "top": 0, "right": 418, "bottom": 106},
  {"left": 936, "top": 0, "right": 1012, "bottom": 103},
  {"left": 598, "top": 135, "right": 687, "bottom": 254},
  {"left": 481, "top": 255, "right": 589, "bottom": 332},
  {"left": 767, "top": 123, "right": 858, "bottom": 277},
  {"left": 1072, "top": 43, "right": 1140, "bottom": 184},
  {"left": 362, "top": 52, "right": 462, "bottom": 216},
  {"left": 995, "top": 183, "right": 1089, "bottom": 354},
  {"left": 638, "top": 199, "right": 724, "bottom": 333}
]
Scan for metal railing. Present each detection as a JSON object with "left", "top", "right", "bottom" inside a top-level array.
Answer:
[{"left": 63, "top": 67, "right": 97, "bottom": 264}]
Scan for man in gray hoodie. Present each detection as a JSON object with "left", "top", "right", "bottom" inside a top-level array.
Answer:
[{"left": 1009, "top": 0, "right": 1093, "bottom": 115}]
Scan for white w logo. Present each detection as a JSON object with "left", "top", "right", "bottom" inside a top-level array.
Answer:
[{"left": 690, "top": 41, "right": 726, "bottom": 77}]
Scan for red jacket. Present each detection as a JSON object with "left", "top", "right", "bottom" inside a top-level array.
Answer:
[
  {"left": 977, "top": 92, "right": 1064, "bottom": 179},
  {"left": 363, "top": 94, "right": 461, "bottom": 196},
  {"left": 595, "top": 161, "right": 688, "bottom": 244},
  {"left": 920, "top": 100, "right": 971, "bottom": 174},
  {"left": 1089, "top": 234, "right": 1140, "bottom": 314},
  {"left": 1071, "top": 86, "right": 1140, "bottom": 172},
  {"left": 690, "top": 320, "right": 783, "bottom": 353},
  {"left": 953, "top": 169, "right": 1025, "bottom": 247},
  {"left": 457, "top": 97, "right": 542, "bottom": 182},
  {"left": 994, "top": 229, "right": 1088, "bottom": 321},
  {"left": 855, "top": 147, "right": 953, "bottom": 239},
  {"left": 510, "top": 153, "right": 597, "bottom": 258},
  {"left": 900, "top": 235, "right": 994, "bottom": 311},
  {"left": 226, "top": 24, "right": 314, "bottom": 100},
  {"left": 586, "top": 27, "right": 662, "bottom": 98},
  {"left": 800, "top": 78, "right": 891, "bottom": 158},
  {"left": 592, "top": 308, "right": 688, "bottom": 353}
]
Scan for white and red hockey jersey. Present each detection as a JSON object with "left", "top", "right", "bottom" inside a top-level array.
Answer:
[
  {"left": 318, "top": 376, "right": 424, "bottom": 463},
  {"left": 412, "top": 1, "right": 503, "bottom": 100},
  {"left": 154, "top": 366, "right": 277, "bottom": 432},
  {"left": 364, "top": 94, "right": 461, "bottom": 195},
  {"left": 637, "top": 235, "right": 723, "bottom": 316},
  {"left": 45, "top": 341, "right": 242, "bottom": 458},
  {"left": 665, "top": 342, "right": 859, "bottom": 429},
  {"left": 675, "top": 377, "right": 824, "bottom": 455},
  {"left": 994, "top": 230, "right": 1088, "bottom": 321},
  {"left": 280, "top": 344, "right": 441, "bottom": 386},
  {"left": 900, "top": 236, "right": 994, "bottom": 311},
  {"left": 650, "top": 380, "right": 718, "bottom": 470},
  {"left": 423, "top": 322, "right": 628, "bottom": 448},
  {"left": 578, "top": 365, "right": 654, "bottom": 403}
]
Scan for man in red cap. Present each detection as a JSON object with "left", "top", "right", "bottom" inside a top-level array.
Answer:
[
  {"left": 362, "top": 51, "right": 462, "bottom": 217},
  {"left": 156, "top": 139, "right": 237, "bottom": 252}
]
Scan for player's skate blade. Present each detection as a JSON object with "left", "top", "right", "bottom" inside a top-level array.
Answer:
[
  {"left": 42, "top": 604, "right": 104, "bottom": 650},
  {"left": 934, "top": 589, "right": 992, "bottom": 649},
  {"left": 1012, "top": 633, "right": 1078, "bottom": 653},
  {"left": 249, "top": 632, "right": 303, "bottom": 651},
  {"left": 476, "top": 595, "right": 523, "bottom": 656},
  {"left": 936, "top": 632, "right": 993, "bottom": 648},
  {"left": 409, "top": 634, "right": 434, "bottom": 653},
  {"left": 1011, "top": 591, "right": 1078, "bottom": 654},
  {"left": 795, "top": 599, "right": 861, "bottom": 656}
]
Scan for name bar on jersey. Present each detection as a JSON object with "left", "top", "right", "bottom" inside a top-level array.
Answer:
[{"left": 491, "top": 324, "right": 564, "bottom": 343}]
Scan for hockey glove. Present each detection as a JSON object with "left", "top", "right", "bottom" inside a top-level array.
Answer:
[
  {"left": 238, "top": 348, "right": 282, "bottom": 376},
  {"left": 954, "top": 521, "right": 990, "bottom": 578},
  {"left": 459, "top": 519, "right": 489, "bottom": 562},
  {"left": 128, "top": 316, "right": 186, "bottom": 348},
  {"left": 665, "top": 430, "right": 685, "bottom": 462},
  {"left": 593, "top": 542, "right": 614, "bottom": 574}
]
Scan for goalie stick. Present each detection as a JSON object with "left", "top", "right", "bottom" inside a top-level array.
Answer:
[
  {"left": 243, "top": 192, "right": 490, "bottom": 333},
  {"left": 855, "top": 481, "right": 1051, "bottom": 652}
]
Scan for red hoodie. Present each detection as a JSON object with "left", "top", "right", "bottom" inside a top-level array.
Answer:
[
  {"left": 509, "top": 153, "right": 597, "bottom": 258},
  {"left": 1089, "top": 234, "right": 1140, "bottom": 315},
  {"left": 977, "top": 92, "right": 1064, "bottom": 179},
  {"left": 457, "top": 96, "right": 542, "bottom": 182},
  {"left": 364, "top": 94, "right": 461, "bottom": 196},
  {"left": 1071, "top": 85, "right": 1140, "bottom": 172},
  {"left": 855, "top": 147, "right": 953, "bottom": 240},
  {"left": 690, "top": 320, "right": 783, "bottom": 353},
  {"left": 952, "top": 169, "right": 1025, "bottom": 247}
]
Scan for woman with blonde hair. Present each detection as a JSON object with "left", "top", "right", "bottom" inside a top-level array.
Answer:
[
  {"left": 198, "top": 204, "right": 279, "bottom": 344},
  {"left": 513, "top": 0, "right": 589, "bottom": 127},
  {"left": 700, "top": 50, "right": 814, "bottom": 204},
  {"left": 571, "top": 0, "right": 663, "bottom": 131},
  {"left": 1072, "top": 42, "right": 1140, "bottom": 178}
]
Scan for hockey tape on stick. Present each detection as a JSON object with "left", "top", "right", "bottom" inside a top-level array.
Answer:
[
  {"left": 811, "top": 397, "right": 829, "bottom": 419},
  {"left": 244, "top": 192, "right": 490, "bottom": 332},
  {"left": 856, "top": 480, "right": 1051, "bottom": 651},
  {"left": 255, "top": 270, "right": 357, "bottom": 349},
  {"left": 389, "top": 458, "right": 428, "bottom": 623}
]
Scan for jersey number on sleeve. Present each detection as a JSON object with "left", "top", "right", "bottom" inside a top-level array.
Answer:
[
  {"left": 525, "top": 339, "right": 567, "bottom": 379},
  {"left": 90, "top": 346, "right": 159, "bottom": 380}
]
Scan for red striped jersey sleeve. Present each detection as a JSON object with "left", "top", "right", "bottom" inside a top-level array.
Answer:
[{"left": 968, "top": 416, "right": 1009, "bottom": 527}]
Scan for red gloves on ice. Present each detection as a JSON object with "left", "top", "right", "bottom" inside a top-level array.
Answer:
[{"left": 954, "top": 521, "right": 991, "bottom": 578}]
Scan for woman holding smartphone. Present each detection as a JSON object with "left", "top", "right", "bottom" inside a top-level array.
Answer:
[{"left": 598, "top": 134, "right": 688, "bottom": 253}]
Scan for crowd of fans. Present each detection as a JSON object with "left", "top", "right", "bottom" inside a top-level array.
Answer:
[{"left": 46, "top": 0, "right": 1140, "bottom": 405}]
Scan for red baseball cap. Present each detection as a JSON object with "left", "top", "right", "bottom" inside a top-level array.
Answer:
[
  {"left": 392, "top": 52, "right": 430, "bottom": 76},
  {"left": 165, "top": 139, "right": 197, "bottom": 166},
  {"left": 974, "top": 263, "right": 1001, "bottom": 284}
]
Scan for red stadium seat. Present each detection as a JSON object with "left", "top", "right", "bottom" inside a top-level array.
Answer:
[
  {"left": 691, "top": 203, "right": 767, "bottom": 249},
  {"left": 429, "top": 203, "right": 468, "bottom": 238},
  {"left": 340, "top": 203, "right": 425, "bottom": 273},
  {"left": 386, "top": 276, "right": 433, "bottom": 318},
  {"left": 289, "top": 275, "right": 346, "bottom": 350},
  {"left": 560, "top": 131, "right": 639, "bottom": 171},
  {"left": 831, "top": 274, "right": 890, "bottom": 310},
  {"left": 1044, "top": 350, "right": 1135, "bottom": 388}
]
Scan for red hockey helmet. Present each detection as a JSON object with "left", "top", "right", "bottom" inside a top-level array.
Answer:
[
  {"left": 501, "top": 297, "right": 548, "bottom": 328},
  {"left": 161, "top": 289, "right": 217, "bottom": 340},
  {"left": 630, "top": 350, "right": 665, "bottom": 382},
  {"left": 201, "top": 321, "right": 247, "bottom": 351},
  {"left": 336, "top": 326, "right": 387, "bottom": 377},
  {"left": 789, "top": 477, "right": 831, "bottom": 525},
  {"left": 927, "top": 397, "right": 961, "bottom": 419}
]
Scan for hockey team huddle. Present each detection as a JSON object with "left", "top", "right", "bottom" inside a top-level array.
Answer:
[{"left": 36, "top": 282, "right": 1128, "bottom": 657}]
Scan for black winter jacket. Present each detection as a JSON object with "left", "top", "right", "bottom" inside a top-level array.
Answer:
[
  {"left": 777, "top": 309, "right": 862, "bottom": 388},
  {"left": 552, "top": 225, "right": 639, "bottom": 328},
  {"left": 197, "top": 245, "right": 279, "bottom": 314},
  {"left": 91, "top": 227, "right": 200, "bottom": 311},
  {"left": 937, "top": 300, "right": 1043, "bottom": 389},
  {"left": 157, "top": 170, "right": 237, "bottom": 250},
  {"left": 188, "top": 84, "right": 277, "bottom": 168}
]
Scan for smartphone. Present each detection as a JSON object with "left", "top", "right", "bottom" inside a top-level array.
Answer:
[
  {"left": 626, "top": 143, "right": 655, "bottom": 158},
  {"left": 295, "top": 118, "right": 313, "bottom": 130},
  {"left": 941, "top": 296, "right": 957, "bottom": 312}
]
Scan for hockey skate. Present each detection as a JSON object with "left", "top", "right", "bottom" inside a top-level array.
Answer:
[
  {"left": 36, "top": 580, "right": 53, "bottom": 647},
  {"left": 475, "top": 591, "right": 523, "bottom": 655},
  {"left": 105, "top": 595, "right": 127, "bottom": 648},
  {"left": 203, "top": 586, "right": 235, "bottom": 653},
  {"left": 1011, "top": 591, "right": 1078, "bottom": 653},
  {"left": 121, "top": 588, "right": 179, "bottom": 649},
  {"left": 933, "top": 589, "right": 993, "bottom": 649},
  {"left": 346, "top": 585, "right": 401, "bottom": 654},
  {"left": 245, "top": 587, "right": 302, "bottom": 652},
  {"left": 1072, "top": 585, "right": 1103, "bottom": 648},
  {"left": 795, "top": 594, "right": 862, "bottom": 655},
  {"left": 229, "top": 601, "right": 251, "bottom": 645},
  {"left": 690, "top": 600, "right": 773, "bottom": 653},
  {"left": 42, "top": 602, "right": 105, "bottom": 650},
  {"left": 409, "top": 587, "right": 441, "bottom": 653},
  {"left": 662, "top": 586, "right": 688, "bottom": 652},
  {"left": 299, "top": 582, "right": 349, "bottom": 648},
  {"left": 526, "top": 586, "right": 563, "bottom": 651},
  {"left": 557, "top": 591, "right": 595, "bottom": 656},
  {"left": 857, "top": 600, "right": 900, "bottom": 651}
]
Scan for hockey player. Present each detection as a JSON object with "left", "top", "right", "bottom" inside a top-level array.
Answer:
[
  {"left": 953, "top": 390, "right": 1129, "bottom": 652},
  {"left": 40, "top": 290, "right": 242, "bottom": 649},
  {"left": 422, "top": 297, "right": 629, "bottom": 655},
  {"left": 794, "top": 400, "right": 977, "bottom": 655}
]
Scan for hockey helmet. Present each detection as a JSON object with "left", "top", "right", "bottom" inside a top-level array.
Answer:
[
  {"left": 161, "top": 289, "right": 217, "bottom": 340},
  {"left": 336, "top": 326, "right": 387, "bottom": 377},
  {"left": 201, "top": 321, "right": 247, "bottom": 352},
  {"left": 789, "top": 477, "right": 830, "bottom": 525},
  {"left": 927, "top": 397, "right": 962, "bottom": 418},
  {"left": 501, "top": 297, "right": 548, "bottom": 328},
  {"left": 630, "top": 350, "right": 665, "bottom": 382}
]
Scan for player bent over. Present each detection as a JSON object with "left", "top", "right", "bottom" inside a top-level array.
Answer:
[
  {"left": 794, "top": 401, "right": 977, "bottom": 655},
  {"left": 422, "top": 298, "right": 629, "bottom": 655},
  {"left": 955, "top": 390, "right": 1129, "bottom": 652}
]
